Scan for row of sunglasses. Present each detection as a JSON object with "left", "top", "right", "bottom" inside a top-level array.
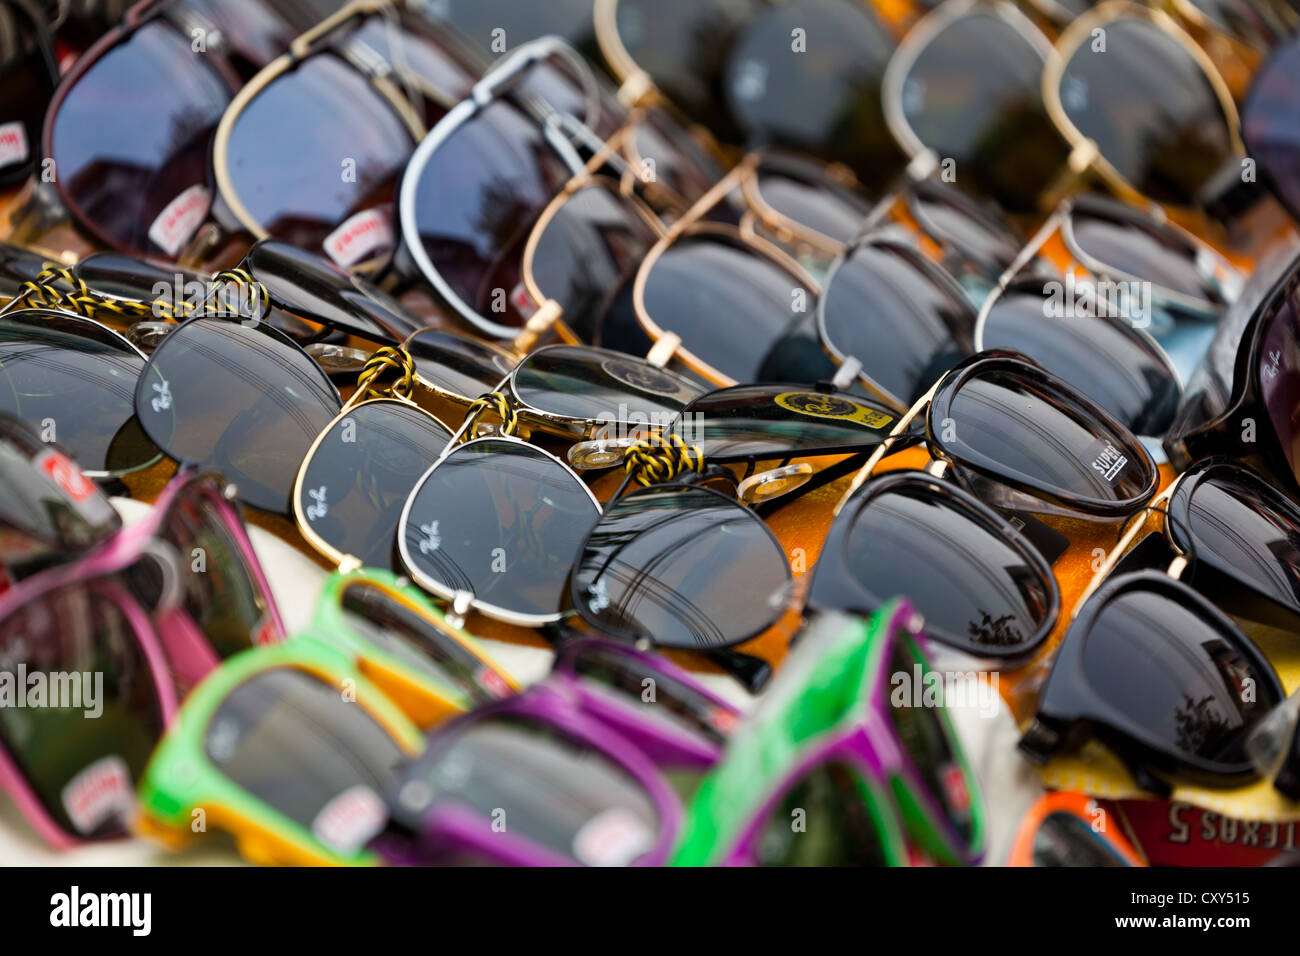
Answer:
[{"left": 0, "top": 414, "right": 1158, "bottom": 865}]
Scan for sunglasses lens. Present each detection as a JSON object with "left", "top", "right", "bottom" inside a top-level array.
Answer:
[
  {"left": 409, "top": 99, "right": 575, "bottom": 332},
  {"left": 299, "top": 401, "right": 452, "bottom": 572},
  {"left": 908, "top": 183, "right": 1023, "bottom": 278},
  {"left": 886, "top": 632, "right": 978, "bottom": 846},
  {"left": 831, "top": 483, "right": 1051, "bottom": 657},
  {"left": 426, "top": 0, "right": 597, "bottom": 52},
  {"left": 1078, "top": 584, "right": 1280, "bottom": 766},
  {"left": 244, "top": 240, "right": 424, "bottom": 344},
  {"left": 0, "top": 311, "right": 157, "bottom": 474},
  {"left": 161, "top": 480, "right": 275, "bottom": 658},
  {"left": 1244, "top": 35, "right": 1300, "bottom": 219},
  {"left": 633, "top": 235, "right": 833, "bottom": 384},
  {"left": 401, "top": 439, "right": 599, "bottom": 620},
  {"left": 225, "top": 58, "right": 412, "bottom": 265},
  {"left": 898, "top": 11, "right": 1065, "bottom": 211},
  {"left": 572, "top": 485, "right": 791, "bottom": 648},
  {"left": 203, "top": 666, "right": 405, "bottom": 855},
  {"left": 52, "top": 22, "right": 231, "bottom": 256},
  {"left": 1033, "top": 812, "right": 1131, "bottom": 866},
  {"left": 723, "top": 0, "right": 898, "bottom": 190},
  {"left": 403, "top": 715, "right": 660, "bottom": 866},
  {"left": 404, "top": 329, "right": 517, "bottom": 398},
  {"left": 135, "top": 318, "right": 340, "bottom": 514},
  {"left": 339, "top": 581, "right": 507, "bottom": 703},
  {"left": 822, "top": 244, "right": 973, "bottom": 405},
  {"left": 513, "top": 345, "right": 702, "bottom": 424},
  {"left": 980, "top": 285, "right": 1180, "bottom": 436},
  {"left": 939, "top": 362, "right": 1155, "bottom": 504},
  {"left": 1259, "top": 287, "right": 1300, "bottom": 483},
  {"left": 0, "top": 585, "right": 165, "bottom": 839},
  {"left": 754, "top": 763, "right": 890, "bottom": 865},
  {"left": 629, "top": 108, "right": 726, "bottom": 204},
  {"left": 1056, "top": 17, "right": 1233, "bottom": 208},
  {"left": 0, "top": 0, "right": 56, "bottom": 185},
  {"left": 682, "top": 385, "right": 895, "bottom": 459},
  {"left": 752, "top": 168, "right": 872, "bottom": 247}
]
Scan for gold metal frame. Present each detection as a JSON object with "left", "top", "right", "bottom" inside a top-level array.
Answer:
[{"left": 1042, "top": 1, "right": 1244, "bottom": 209}]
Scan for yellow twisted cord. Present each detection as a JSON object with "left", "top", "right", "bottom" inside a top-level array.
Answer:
[
  {"left": 463, "top": 390, "right": 519, "bottom": 439},
  {"left": 624, "top": 432, "right": 704, "bottom": 487},
  {"left": 209, "top": 268, "right": 270, "bottom": 319},
  {"left": 356, "top": 346, "right": 417, "bottom": 400},
  {"left": 22, "top": 268, "right": 153, "bottom": 321}
]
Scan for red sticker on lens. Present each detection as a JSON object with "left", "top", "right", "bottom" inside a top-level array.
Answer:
[{"left": 35, "top": 448, "right": 96, "bottom": 503}]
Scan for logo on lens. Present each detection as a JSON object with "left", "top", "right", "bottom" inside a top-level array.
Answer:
[
  {"left": 600, "top": 358, "right": 692, "bottom": 398},
  {"left": 773, "top": 392, "right": 892, "bottom": 430}
]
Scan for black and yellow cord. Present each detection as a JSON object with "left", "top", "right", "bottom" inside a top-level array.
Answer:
[
  {"left": 463, "top": 391, "right": 520, "bottom": 439},
  {"left": 356, "top": 346, "right": 417, "bottom": 400},
  {"left": 21, "top": 268, "right": 153, "bottom": 321},
  {"left": 624, "top": 433, "right": 704, "bottom": 487}
]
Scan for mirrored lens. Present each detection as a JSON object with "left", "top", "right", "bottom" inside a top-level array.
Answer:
[
  {"left": 203, "top": 666, "right": 407, "bottom": 855},
  {"left": 0, "top": 585, "right": 165, "bottom": 839},
  {"left": 571, "top": 484, "right": 791, "bottom": 648},
  {"left": 0, "top": 310, "right": 156, "bottom": 475},
  {"left": 513, "top": 345, "right": 702, "bottom": 424},
  {"left": 980, "top": 284, "right": 1180, "bottom": 436},
  {"left": 404, "top": 329, "right": 517, "bottom": 399},
  {"left": 52, "top": 21, "right": 232, "bottom": 256},
  {"left": 135, "top": 317, "right": 341, "bottom": 513},
  {"left": 821, "top": 243, "right": 974, "bottom": 405},
  {"left": 299, "top": 401, "right": 452, "bottom": 571},
  {"left": 938, "top": 362, "right": 1155, "bottom": 505},
  {"left": 1056, "top": 17, "right": 1233, "bottom": 207},
  {"left": 401, "top": 439, "right": 599, "bottom": 620}
]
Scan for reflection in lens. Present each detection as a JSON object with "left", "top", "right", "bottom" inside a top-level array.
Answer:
[
  {"left": 571, "top": 485, "right": 791, "bottom": 648},
  {"left": 1243, "top": 35, "right": 1300, "bottom": 221},
  {"left": 401, "top": 439, "right": 599, "bottom": 620},
  {"left": 1259, "top": 292, "right": 1300, "bottom": 485},
  {"left": 299, "top": 401, "right": 452, "bottom": 571},
  {"left": 513, "top": 345, "right": 702, "bottom": 424},
  {"left": 0, "top": 0, "right": 57, "bottom": 186},
  {"left": 405, "top": 329, "right": 517, "bottom": 400},
  {"left": 135, "top": 317, "right": 341, "bottom": 513},
  {"left": 753, "top": 169, "right": 872, "bottom": 246},
  {"left": 836, "top": 483, "right": 1051, "bottom": 657},
  {"left": 908, "top": 183, "right": 1023, "bottom": 277}
]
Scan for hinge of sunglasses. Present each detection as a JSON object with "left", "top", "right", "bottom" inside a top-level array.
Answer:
[
  {"left": 925, "top": 459, "right": 948, "bottom": 479},
  {"left": 337, "top": 555, "right": 362, "bottom": 574},
  {"left": 1167, "top": 555, "right": 1189, "bottom": 580},
  {"left": 510, "top": 299, "right": 564, "bottom": 353},
  {"left": 830, "top": 357, "right": 862, "bottom": 392},
  {"left": 645, "top": 333, "right": 682, "bottom": 368}
]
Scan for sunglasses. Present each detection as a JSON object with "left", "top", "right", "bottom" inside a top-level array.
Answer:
[
  {"left": 671, "top": 604, "right": 986, "bottom": 866},
  {"left": 1019, "top": 568, "right": 1285, "bottom": 795},
  {"left": 0, "top": 468, "right": 284, "bottom": 848},
  {"left": 1004, "top": 791, "right": 1146, "bottom": 866},
  {"left": 374, "top": 640, "right": 740, "bottom": 866},
  {"left": 0, "top": 0, "right": 59, "bottom": 188},
  {"left": 135, "top": 636, "right": 426, "bottom": 866},
  {"left": 1241, "top": 26, "right": 1300, "bottom": 231}
]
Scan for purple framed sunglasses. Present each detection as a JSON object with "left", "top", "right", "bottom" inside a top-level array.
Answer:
[
  {"left": 0, "top": 468, "right": 284, "bottom": 848},
  {"left": 372, "top": 639, "right": 741, "bottom": 866}
]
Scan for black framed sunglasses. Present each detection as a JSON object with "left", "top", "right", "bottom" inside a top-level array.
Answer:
[{"left": 0, "top": 0, "right": 59, "bottom": 188}]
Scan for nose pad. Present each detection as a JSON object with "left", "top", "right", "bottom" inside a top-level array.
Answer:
[{"left": 737, "top": 463, "right": 813, "bottom": 505}]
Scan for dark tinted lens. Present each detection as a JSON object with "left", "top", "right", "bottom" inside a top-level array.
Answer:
[
  {"left": 834, "top": 483, "right": 1051, "bottom": 656},
  {"left": 246, "top": 240, "right": 424, "bottom": 344},
  {"left": 0, "top": 242, "right": 56, "bottom": 296},
  {"left": 1173, "top": 465, "right": 1300, "bottom": 617},
  {"left": 1068, "top": 203, "right": 1224, "bottom": 304},
  {"left": 723, "top": 0, "right": 899, "bottom": 192},
  {"left": 1080, "top": 586, "right": 1279, "bottom": 765},
  {"left": 298, "top": 401, "right": 452, "bottom": 571},
  {"left": 1259, "top": 290, "right": 1300, "bottom": 483},
  {"left": 886, "top": 634, "right": 976, "bottom": 844},
  {"left": 53, "top": 21, "right": 232, "bottom": 256},
  {"left": 980, "top": 285, "right": 1180, "bottom": 436},
  {"left": 0, "top": 310, "right": 156, "bottom": 474},
  {"left": 908, "top": 183, "right": 1022, "bottom": 277},
  {"left": 203, "top": 666, "right": 406, "bottom": 854},
  {"left": 821, "top": 243, "right": 974, "bottom": 405},
  {"left": 513, "top": 345, "right": 702, "bottom": 424},
  {"left": 424, "top": 0, "right": 597, "bottom": 55},
  {"left": 1244, "top": 35, "right": 1300, "bottom": 220},
  {"left": 630, "top": 107, "right": 725, "bottom": 204},
  {"left": 613, "top": 0, "right": 764, "bottom": 141},
  {"left": 938, "top": 363, "right": 1155, "bottom": 504},
  {"left": 0, "top": 586, "right": 165, "bottom": 838},
  {"left": 898, "top": 12, "right": 1066, "bottom": 211},
  {"left": 410, "top": 99, "right": 574, "bottom": 330},
  {"left": 225, "top": 54, "right": 412, "bottom": 263},
  {"left": 753, "top": 170, "right": 872, "bottom": 246},
  {"left": 1033, "top": 813, "right": 1130, "bottom": 866},
  {"left": 347, "top": 14, "right": 479, "bottom": 123},
  {"left": 401, "top": 439, "right": 599, "bottom": 620},
  {"left": 571, "top": 485, "right": 791, "bottom": 648},
  {"left": 404, "top": 328, "right": 517, "bottom": 399},
  {"left": 0, "top": 0, "right": 56, "bottom": 185},
  {"left": 683, "top": 385, "right": 896, "bottom": 459},
  {"left": 406, "top": 715, "right": 660, "bottom": 865},
  {"left": 755, "top": 763, "right": 888, "bottom": 865},
  {"left": 73, "top": 251, "right": 198, "bottom": 303},
  {"left": 1057, "top": 17, "right": 1233, "bottom": 207},
  {"left": 640, "top": 235, "right": 832, "bottom": 384},
  {"left": 162, "top": 481, "right": 272, "bottom": 658},
  {"left": 135, "top": 318, "right": 340, "bottom": 513},
  {"left": 339, "top": 580, "right": 505, "bottom": 703},
  {"left": 529, "top": 182, "right": 660, "bottom": 343}
]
